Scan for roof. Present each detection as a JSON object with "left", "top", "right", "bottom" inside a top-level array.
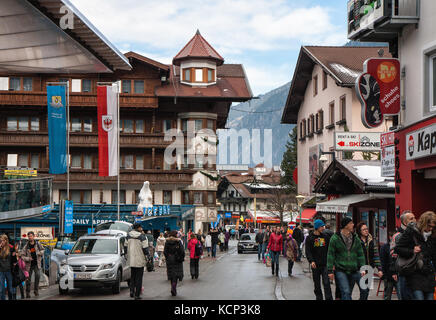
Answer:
[
  {"left": 173, "top": 30, "right": 224, "bottom": 66},
  {"left": 316, "top": 193, "right": 395, "bottom": 214},
  {"left": 124, "top": 52, "right": 170, "bottom": 72},
  {"left": 313, "top": 159, "right": 395, "bottom": 194},
  {"left": 155, "top": 64, "right": 252, "bottom": 101},
  {"left": 0, "top": 0, "right": 131, "bottom": 73},
  {"left": 281, "top": 45, "right": 390, "bottom": 124}
]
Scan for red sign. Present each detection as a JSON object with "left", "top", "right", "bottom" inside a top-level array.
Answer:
[
  {"left": 381, "top": 132, "right": 395, "bottom": 148},
  {"left": 356, "top": 58, "right": 401, "bottom": 128},
  {"left": 293, "top": 167, "right": 298, "bottom": 185},
  {"left": 131, "top": 211, "right": 143, "bottom": 216}
]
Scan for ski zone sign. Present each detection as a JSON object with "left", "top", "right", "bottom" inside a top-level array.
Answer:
[{"left": 406, "top": 123, "right": 436, "bottom": 161}]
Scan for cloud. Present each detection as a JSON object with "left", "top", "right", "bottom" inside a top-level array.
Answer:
[{"left": 244, "top": 63, "right": 293, "bottom": 96}]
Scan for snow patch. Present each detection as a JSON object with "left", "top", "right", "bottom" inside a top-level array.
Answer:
[
  {"left": 353, "top": 165, "right": 385, "bottom": 183},
  {"left": 330, "top": 63, "right": 361, "bottom": 79}
]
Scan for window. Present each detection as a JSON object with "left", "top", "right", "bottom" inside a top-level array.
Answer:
[
  {"left": 182, "top": 119, "right": 188, "bottom": 132},
  {"left": 163, "top": 191, "right": 172, "bottom": 205},
  {"left": 7, "top": 117, "right": 17, "bottom": 131},
  {"left": 195, "top": 119, "right": 203, "bottom": 132},
  {"left": 429, "top": 54, "right": 436, "bottom": 112},
  {"left": 10, "top": 77, "right": 20, "bottom": 91},
  {"left": 123, "top": 119, "right": 134, "bottom": 133},
  {"left": 322, "top": 71, "right": 328, "bottom": 90},
  {"left": 83, "top": 118, "right": 92, "bottom": 132},
  {"left": 134, "top": 80, "right": 144, "bottom": 93},
  {"left": 310, "top": 114, "right": 315, "bottom": 134},
  {"left": 82, "top": 79, "right": 92, "bottom": 92},
  {"left": 195, "top": 69, "right": 203, "bottom": 82},
  {"left": 339, "top": 95, "right": 346, "bottom": 123},
  {"left": 329, "top": 101, "right": 335, "bottom": 126},
  {"left": 193, "top": 192, "right": 203, "bottom": 204},
  {"left": 208, "top": 192, "right": 214, "bottom": 204},
  {"left": 207, "top": 120, "right": 214, "bottom": 130},
  {"left": 70, "top": 190, "right": 92, "bottom": 204},
  {"left": 18, "top": 154, "right": 28, "bottom": 167},
  {"left": 111, "top": 190, "right": 126, "bottom": 204},
  {"left": 316, "top": 110, "right": 324, "bottom": 133},
  {"left": 136, "top": 155, "right": 144, "bottom": 170},
  {"left": 83, "top": 154, "right": 92, "bottom": 169},
  {"left": 163, "top": 120, "right": 172, "bottom": 132},
  {"left": 124, "top": 155, "right": 134, "bottom": 169},
  {"left": 208, "top": 69, "right": 214, "bottom": 82},
  {"left": 183, "top": 155, "right": 189, "bottom": 169},
  {"left": 313, "top": 75, "right": 318, "bottom": 96},
  {"left": 18, "top": 117, "right": 29, "bottom": 131},
  {"left": 299, "top": 121, "right": 304, "bottom": 140},
  {"left": 303, "top": 119, "right": 307, "bottom": 137},
  {"left": 71, "top": 154, "right": 81, "bottom": 168},
  {"left": 183, "top": 69, "right": 191, "bottom": 81},
  {"left": 71, "top": 118, "right": 81, "bottom": 132},
  {"left": 122, "top": 80, "right": 131, "bottom": 93},
  {"left": 31, "top": 117, "right": 39, "bottom": 131},
  {"left": 136, "top": 120, "right": 144, "bottom": 133},
  {"left": 182, "top": 191, "right": 190, "bottom": 204},
  {"left": 23, "top": 78, "right": 32, "bottom": 91}
]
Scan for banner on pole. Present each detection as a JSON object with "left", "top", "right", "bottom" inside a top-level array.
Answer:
[
  {"left": 64, "top": 200, "right": 74, "bottom": 234},
  {"left": 97, "top": 85, "right": 119, "bottom": 176},
  {"left": 47, "top": 85, "right": 67, "bottom": 174}
]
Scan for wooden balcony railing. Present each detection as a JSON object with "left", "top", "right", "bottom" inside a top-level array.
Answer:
[
  {"left": 0, "top": 91, "right": 158, "bottom": 108},
  {"left": 0, "top": 131, "right": 172, "bottom": 148}
]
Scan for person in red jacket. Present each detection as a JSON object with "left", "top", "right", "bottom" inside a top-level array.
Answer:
[
  {"left": 268, "top": 227, "right": 283, "bottom": 277},
  {"left": 187, "top": 233, "right": 201, "bottom": 280}
]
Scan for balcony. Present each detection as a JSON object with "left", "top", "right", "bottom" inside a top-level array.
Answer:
[
  {"left": 0, "top": 175, "right": 53, "bottom": 222},
  {"left": 0, "top": 131, "right": 172, "bottom": 148},
  {"left": 0, "top": 91, "right": 158, "bottom": 108},
  {"left": 347, "top": 0, "right": 420, "bottom": 42}
]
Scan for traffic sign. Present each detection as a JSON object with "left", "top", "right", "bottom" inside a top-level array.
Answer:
[{"left": 335, "top": 132, "right": 382, "bottom": 152}]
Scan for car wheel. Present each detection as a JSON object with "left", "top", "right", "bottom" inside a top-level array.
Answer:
[
  {"left": 59, "top": 285, "right": 68, "bottom": 295},
  {"left": 112, "top": 270, "right": 121, "bottom": 294}
]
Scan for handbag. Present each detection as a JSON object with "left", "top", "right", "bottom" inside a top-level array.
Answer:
[
  {"left": 265, "top": 252, "right": 272, "bottom": 267},
  {"left": 146, "top": 255, "right": 154, "bottom": 272},
  {"left": 395, "top": 235, "right": 423, "bottom": 276},
  {"left": 12, "top": 264, "right": 27, "bottom": 287}
]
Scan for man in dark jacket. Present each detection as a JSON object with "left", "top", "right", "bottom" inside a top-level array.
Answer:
[
  {"left": 305, "top": 219, "right": 332, "bottom": 300},
  {"left": 209, "top": 228, "right": 219, "bottom": 259},
  {"left": 379, "top": 232, "right": 398, "bottom": 300},
  {"left": 255, "top": 229, "right": 264, "bottom": 261},
  {"left": 293, "top": 225, "right": 304, "bottom": 262}
]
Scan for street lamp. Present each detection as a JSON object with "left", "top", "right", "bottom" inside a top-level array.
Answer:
[
  {"left": 319, "top": 151, "right": 336, "bottom": 163},
  {"left": 295, "top": 195, "right": 305, "bottom": 227}
]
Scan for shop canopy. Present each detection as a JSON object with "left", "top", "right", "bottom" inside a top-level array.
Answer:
[
  {"left": 247, "top": 210, "right": 294, "bottom": 224},
  {"left": 295, "top": 208, "right": 316, "bottom": 223},
  {"left": 0, "top": 0, "right": 131, "bottom": 73},
  {"left": 316, "top": 193, "right": 395, "bottom": 214}
]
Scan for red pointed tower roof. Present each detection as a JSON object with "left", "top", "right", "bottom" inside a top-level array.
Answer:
[{"left": 173, "top": 30, "right": 224, "bottom": 66}]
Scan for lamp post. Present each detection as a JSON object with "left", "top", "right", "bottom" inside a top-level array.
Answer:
[{"left": 295, "top": 195, "right": 305, "bottom": 227}]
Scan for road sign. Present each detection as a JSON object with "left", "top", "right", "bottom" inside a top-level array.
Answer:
[{"left": 335, "top": 132, "right": 382, "bottom": 151}]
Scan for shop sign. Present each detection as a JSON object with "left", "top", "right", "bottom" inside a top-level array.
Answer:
[
  {"left": 406, "top": 123, "right": 436, "bottom": 160},
  {"left": 356, "top": 58, "right": 400, "bottom": 128},
  {"left": 381, "top": 132, "right": 395, "bottom": 177},
  {"left": 21, "top": 227, "right": 54, "bottom": 240},
  {"left": 335, "top": 132, "right": 381, "bottom": 151},
  {"left": 4, "top": 169, "right": 37, "bottom": 177},
  {"left": 224, "top": 212, "right": 232, "bottom": 218}
]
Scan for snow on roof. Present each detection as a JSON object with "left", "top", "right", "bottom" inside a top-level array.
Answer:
[
  {"left": 329, "top": 63, "right": 361, "bottom": 80},
  {"left": 353, "top": 165, "right": 387, "bottom": 183}
]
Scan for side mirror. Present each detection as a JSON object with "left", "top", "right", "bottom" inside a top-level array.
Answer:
[{"left": 64, "top": 250, "right": 70, "bottom": 255}]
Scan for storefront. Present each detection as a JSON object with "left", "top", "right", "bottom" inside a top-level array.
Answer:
[{"left": 394, "top": 115, "right": 436, "bottom": 224}]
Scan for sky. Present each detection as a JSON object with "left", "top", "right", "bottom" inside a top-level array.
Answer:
[{"left": 70, "top": 0, "right": 349, "bottom": 96}]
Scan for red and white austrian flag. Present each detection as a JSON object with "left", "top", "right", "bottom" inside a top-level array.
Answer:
[{"left": 97, "top": 85, "right": 119, "bottom": 176}]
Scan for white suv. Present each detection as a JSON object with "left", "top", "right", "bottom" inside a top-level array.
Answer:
[{"left": 59, "top": 233, "right": 130, "bottom": 295}]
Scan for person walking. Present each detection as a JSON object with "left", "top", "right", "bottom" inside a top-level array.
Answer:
[
  {"left": 285, "top": 233, "right": 298, "bottom": 277},
  {"left": 224, "top": 230, "right": 230, "bottom": 252},
  {"left": 327, "top": 217, "right": 366, "bottom": 300},
  {"left": 293, "top": 225, "right": 304, "bottom": 262},
  {"left": 356, "top": 222, "right": 383, "bottom": 300},
  {"left": 218, "top": 230, "right": 225, "bottom": 252},
  {"left": 392, "top": 210, "right": 416, "bottom": 300},
  {"left": 126, "top": 223, "right": 149, "bottom": 300},
  {"left": 305, "top": 219, "right": 333, "bottom": 300},
  {"left": 21, "top": 231, "right": 44, "bottom": 298},
  {"left": 205, "top": 232, "right": 212, "bottom": 257},
  {"left": 156, "top": 233, "right": 166, "bottom": 267},
  {"left": 380, "top": 232, "right": 399, "bottom": 300},
  {"left": 210, "top": 228, "right": 219, "bottom": 259},
  {"left": 255, "top": 229, "right": 264, "bottom": 261},
  {"left": 12, "top": 242, "right": 27, "bottom": 300},
  {"left": 164, "top": 231, "right": 185, "bottom": 296},
  {"left": 267, "top": 227, "right": 283, "bottom": 277},
  {"left": 281, "top": 226, "right": 287, "bottom": 257},
  {"left": 395, "top": 211, "right": 436, "bottom": 300},
  {"left": 0, "top": 234, "right": 17, "bottom": 300},
  {"left": 188, "top": 233, "right": 201, "bottom": 279},
  {"left": 262, "top": 226, "right": 271, "bottom": 262}
]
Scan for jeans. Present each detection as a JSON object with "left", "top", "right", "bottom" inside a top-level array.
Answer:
[
  {"left": 383, "top": 279, "right": 398, "bottom": 300},
  {"left": 26, "top": 265, "right": 40, "bottom": 294},
  {"left": 0, "top": 271, "right": 13, "bottom": 300},
  {"left": 130, "top": 267, "right": 144, "bottom": 298},
  {"left": 257, "top": 244, "right": 263, "bottom": 260},
  {"left": 211, "top": 244, "right": 217, "bottom": 258},
  {"left": 261, "top": 243, "right": 267, "bottom": 260},
  {"left": 206, "top": 247, "right": 211, "bottom": 256},
  {"left": 312, "top": 266, "right": 333, "bottom": 300},
  {"left": 270, "top": 251, "right": 280, "bottom": 273},
  {"left": 288, "top": 260, "right": 294, "bottom": 275},
  {"left": 190, "top": 258, "right": 199, "bottom": 279},
  {"left": 335, "top": 271, "right": 366, "bottom": 300},
  {"left": 412, "top": 290, "right": 434, "bottom": 300},
  {"left": 397, "top": 276, "right": 412, "bottom": 300},
  {"left": 296, "top": 244, "right": 302, "bottom": 261}
]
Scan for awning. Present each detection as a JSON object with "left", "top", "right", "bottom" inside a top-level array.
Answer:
[
  {"left": 295, "top": 208, "right": 316, "bottom": 223},
  {"left": 316, "top": 193, "right": 394, "bottom": 214}
]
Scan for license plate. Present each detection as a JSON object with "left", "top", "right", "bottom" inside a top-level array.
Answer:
[
  {"left": 74, "top": 273, "right": 92, "bottom": 280},
  {"left": 247, "top": 245, "right": 253, "bottom": 248}
]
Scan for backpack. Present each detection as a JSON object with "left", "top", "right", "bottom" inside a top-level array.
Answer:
[{"left": 195, "top": 241, "right": 203, "bottom": 257}]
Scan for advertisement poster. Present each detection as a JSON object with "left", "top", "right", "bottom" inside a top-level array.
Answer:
[
  {"left": 64, "top": 200, "right": 74, "bottom": 234},
  {"left": 379, "top": 210, "right": 387, "bottom": 245},
  {"left": 309, "top": 144, "right": 323, "bottom": 191}
]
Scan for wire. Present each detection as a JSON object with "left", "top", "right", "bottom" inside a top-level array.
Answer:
[{"left": 230, "top": 107, "right": 283, "bottom": 113}]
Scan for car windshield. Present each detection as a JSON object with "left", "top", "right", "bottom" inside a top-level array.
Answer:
[
  {"left": 240, "top": 234, "right": 252, "bottom": 241},
  {"left": 95, "top": 222, "right": 130, "bottom": 233},
  {"left": 70, "top": 239, "right": 118, "bottom": 254},
  {"left": 54, "top": 236, "right": 75, "bottom": 249}
]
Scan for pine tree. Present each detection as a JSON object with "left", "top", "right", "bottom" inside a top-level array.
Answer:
[{"left": 280, "top": 126, "right": 297, "bottom": 194}]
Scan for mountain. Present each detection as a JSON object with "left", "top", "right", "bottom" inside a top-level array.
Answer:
[{"left": 218, "top": 82, "right": 294, "bottom": 167}]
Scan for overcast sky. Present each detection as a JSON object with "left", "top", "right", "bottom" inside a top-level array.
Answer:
[{"left": 70, "top": 0, "right": 348, "bottom": 95}]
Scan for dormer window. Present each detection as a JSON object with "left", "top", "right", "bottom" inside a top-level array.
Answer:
[
  {"left": 183, "top": 69, "right": 191, "bottom": 81},
  {"left": 181, "top": 67, "right": 216, "bottom": 84},
  {"left": 208, "top": 69, "right": 214, "bottom": 82}
]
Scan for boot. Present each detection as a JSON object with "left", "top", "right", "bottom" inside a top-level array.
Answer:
[
  {"left": 276, "top": 265, "right": 279, "bottom": 277},
  {"left": 171, "top": 281, "right": 177, "bottom": 296},
  {"left": 271, "top": 264, "right": 275, "bottom": 275}
]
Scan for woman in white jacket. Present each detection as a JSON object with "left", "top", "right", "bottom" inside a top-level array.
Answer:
[
  {"left": 205, "top": 233, "right": 212, "bottom": 257},
  {"left": 156, "top": 233, "right": 166, "bottom": 267}
]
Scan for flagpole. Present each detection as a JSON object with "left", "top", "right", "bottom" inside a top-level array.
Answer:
[
  {"left": 117, "top": 82, "right": 120, "bottom": 221},
  {"left": 67, "top": 81, "right": 70, "bottom": 201}
]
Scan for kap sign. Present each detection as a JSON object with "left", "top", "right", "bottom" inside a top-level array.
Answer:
[
  {"left": 335, "top": 132, "right": 382, "bottom": 152},
  {"left": 406, "top": 123, "right": 436, "bottom": 160},
  {"left": 356, "top": 58, "right": 401, "bottom": 128}
]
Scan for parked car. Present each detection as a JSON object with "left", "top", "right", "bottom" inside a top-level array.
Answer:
[
  {"left": 51, "top": 236, "right": 77, "bottom": 283},
  {"left": 237, "top": 233, "right": 258, "bottom": 254},
  {"left": 94, "top": 221, "right": 132, "bottom": 235},
  {"left": 58, "top": 233, "right": 130, "bottom": 295}
]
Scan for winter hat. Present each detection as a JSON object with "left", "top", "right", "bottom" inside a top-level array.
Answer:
[
  {"left": 314, "top": 219, "right": 325, "bottom": 230},
  {"left": 340, "top": 217, "right": 353, "bottom": 229}
]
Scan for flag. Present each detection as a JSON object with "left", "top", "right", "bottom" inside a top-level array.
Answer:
[
  {"left": 47, "top": 85, "right": 67, "bottom": 174},
  {"left": 97, "top": 85, "right": 119, "bottom": 176}
]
